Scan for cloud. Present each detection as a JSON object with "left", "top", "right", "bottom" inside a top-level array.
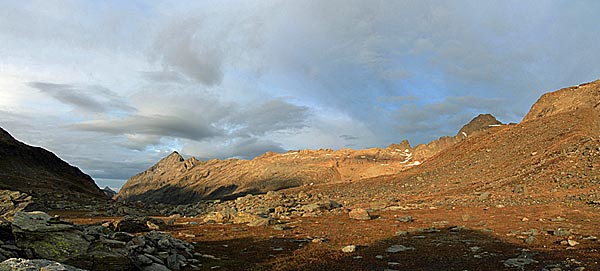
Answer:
[
  {"left": 339, "top": 134, "right": 359, "bottom": 141},
  {"left": 27, "top": 82, "right": 135, "bottom": 114},
  {"left": 224, "top": 99, "right": 310, "bottom": 137},
  {"left": 72, "top": 114, "right": 222, "bottom": 142},
  {"left": 149, "top": 18, "right": 224, "bottom": 86}
]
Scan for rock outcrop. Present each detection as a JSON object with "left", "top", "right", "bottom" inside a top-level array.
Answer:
[
  {"left": 523, "top": 79, "right": 600, "bottom": 122},
  {"left": 117, "top": 114, "right": 502, "bottom": 204},
  {"left": 0, "top": 127, "right": 106, "bottom": 205}
]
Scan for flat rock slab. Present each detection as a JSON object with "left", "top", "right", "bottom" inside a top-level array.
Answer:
[{"left": 385, "top": 245, "right": 415, "bottom": 253}]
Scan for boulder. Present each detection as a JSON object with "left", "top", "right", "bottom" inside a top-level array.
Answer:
[
  {"left": 11, "top": 212, "right": 90, "bottom": 263},
  {"left": 349, "top": 208, "right": 372, "bottom": 220},
  {"left": 11, "top": 212, "right": 133, "bottom": 271},
  {"left": 113, "top": 218, "right": 148, "bottom": 233}
]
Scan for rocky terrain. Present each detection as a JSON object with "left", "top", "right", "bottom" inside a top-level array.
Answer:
[
  {"left": 0, "top": 79, "right": 599, "bottom": 270},
  {"left": 116, "top": 114, "right": 502, "bottom": 204}
]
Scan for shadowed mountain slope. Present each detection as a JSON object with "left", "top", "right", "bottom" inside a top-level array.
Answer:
[{"left": 0, "top": 127, "right": 105, "bottom": 201}]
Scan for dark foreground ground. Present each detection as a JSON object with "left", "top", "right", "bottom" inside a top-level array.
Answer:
[{"left": 62, "top": 201, "right": 600, "bottom": 271}]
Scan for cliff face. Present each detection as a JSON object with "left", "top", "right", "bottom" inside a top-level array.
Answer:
[
  {"left": 0, "top": 127, "right": 105, "bottom": 201},
  {"left": 117, "top": 114, "right": 502, "bottom": 204}
]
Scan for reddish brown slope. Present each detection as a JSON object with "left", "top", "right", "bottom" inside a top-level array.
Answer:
[{"left": 300, "top": 80, "right": 600, "bottom": 207}]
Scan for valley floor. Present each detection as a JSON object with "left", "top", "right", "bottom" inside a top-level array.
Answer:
[{"left": 64, "top": 201, "right": 600, "bottom": 271}]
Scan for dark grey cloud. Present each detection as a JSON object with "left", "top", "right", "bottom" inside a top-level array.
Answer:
[
  {"left": 28, "top": 82, "right": 135, "bottom": 114},
  {"left": 72, "top": 114, "right": 222, "bottom": 142},
  {"left": 225, "top": 99, "right": 310, "bottom": 137}
]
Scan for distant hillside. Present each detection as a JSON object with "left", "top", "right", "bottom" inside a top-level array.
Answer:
[
  {"left": 0, "top": 127, "right": 106, "bottom": 201},
  {"left": 116, "top": 114, "right": 502, "bottom": 204},
  {"left": 302, "top": 79, "right": 600, "bottom": 207}
]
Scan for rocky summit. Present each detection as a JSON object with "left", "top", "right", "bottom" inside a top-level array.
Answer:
[{"left": 116, "top": 114, "right": 502, "bottom": 204}]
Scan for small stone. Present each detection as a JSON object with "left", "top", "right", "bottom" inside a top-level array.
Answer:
[
  {"left": 136, "top": 254, "right": 153, "bottom": 265},
  {"left": 478, "top": 192, "right": 491, "bottom": 201},
  {"left": 394, "top": 231, "right": 408, "bottom": 236},
  {"left": 272, "top": 224, "right": 291, "bottom": 231},
  {"left": 396, "top": 215, "right": 413, "bottom": 223},
  {"left": 349, "top": 208, "right": 372, "bottom": 220},
  {"left": 342, "top": 245, "right": 356, "bottom": 253},
  {"left": 144, "top": 254, "right": 164, "bottom": 264},
  {"left": 552, "top": 228, "right": 571, "bottom": 236},
  {"left": 142, "top": 263, "right": 170, "bottom": 271},
  {"left": 167, "top": 253, "right": 180, "bottom": 270},
  {"left": 524, "top": 236, "right": 535, "bottom": 244},
  {"left": 147, "top": 221, "right": 161, "bottom": 230},
  {"left": 503, "top": 257, "right": 538, "bottom": 268},
  {"left": 375, "top": 255, "right": 384, "bottom": 259},
  {"left": 567, "top": 239, "right": 579, "bottom": 247},
  {"left": 385, "top": 245, "right": 414, "bottom": 253}
]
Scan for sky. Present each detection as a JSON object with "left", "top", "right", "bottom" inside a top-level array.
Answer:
[{"left": 1, "top": 1, "right": 600, "bottom": 190}]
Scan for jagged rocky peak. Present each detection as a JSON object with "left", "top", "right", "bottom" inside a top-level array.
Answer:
[
  {"left": 458, "top": 114, "right": 502, "bottom": 137},
  {"left": 156, "top": 151, "right": 185, "bottom": 166},
  {"left": 387, "top": 139, "right": 412, "bottom": 151},
  {"left": 523, "top": 79, "right": 600, "bottom": 122}
]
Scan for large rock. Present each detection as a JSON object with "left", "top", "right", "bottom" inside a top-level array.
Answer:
[
  {"left": 0, "top": 258, "right": 86, "bottom": 271},
  {"left": 11, "top": 211, "right": 89, "bottom": 263},
  {"left": 11, "top": 211, "right": 132, "bottom": 271},
  {"left": 349, "top": 208, "right": 372, "bottom": 220},
  {"left": 0, "top": 190, "right": 32, "bottom": 220}
]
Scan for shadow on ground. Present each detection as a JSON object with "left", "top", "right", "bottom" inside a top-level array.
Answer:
[{"left": 188, "top": 227, "right": 597, "bottom": 271}]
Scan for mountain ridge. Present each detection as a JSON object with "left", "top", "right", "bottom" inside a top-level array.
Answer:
[{"left": 116, "top": 113, "right": 503, "bottom": 204}]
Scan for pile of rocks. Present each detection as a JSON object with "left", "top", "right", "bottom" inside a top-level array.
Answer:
[
  {"left": 200, "top": 191, "right": 342, "bottom": 225},
  {"left": 129, "top": 231, "right": 196, "bottom": 270},
  {"left": 0, "top": 211, "right": 200, "bottom": 271}
]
